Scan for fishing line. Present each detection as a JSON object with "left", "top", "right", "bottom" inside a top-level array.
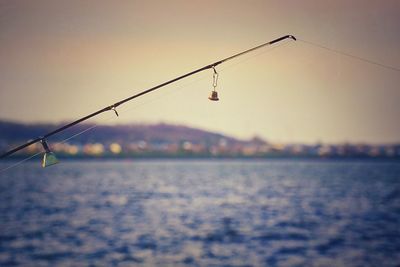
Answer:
[
  {"left": 0, "top": 151, "right": 44, "bottom": 173},
  {"left": 0, "top": 79, "right": 202, "bottom": 173},
  {"left": 92, "top": 40, "right": 292, "bottom": 119},
  {"left": 4, "top": 34, "right": 397, "bottom": 167},
  {"left": 122, "top": 40, "right": 293, "bottom": 110},
  {"left": 0, "top": 35, "right": 297, "bottom": 172},
  {"left": 0, "top": 78, "right": 204, "bottom": 173},
  {"left": 298, "top": 38, "right": 400, "bottom": 72},
  {"left": 0, "top": 41, "right": 292, "bottom": 173},
  {"left": 109, "top": 40, "right": 293, "bottom": 118},
  {"left": 0, "top": 126, "right": 101, "bottom": 174},
  {"left": 0, "top": 79, "right": 201, "bottom": 173},
  {"left": 0, "top": 113, "right": 119, "bottom": 173},
  {"left": 1, "top": 35, "right": 296, "bottom": 160}
]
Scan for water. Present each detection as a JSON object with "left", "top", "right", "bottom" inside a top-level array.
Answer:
[{"left": 0, "top": 159, "right": 399, "bottom": 266}]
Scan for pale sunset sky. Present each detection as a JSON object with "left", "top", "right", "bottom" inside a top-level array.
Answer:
[{"left": 0, "top": 0, "right": 399, "bottom": 144}]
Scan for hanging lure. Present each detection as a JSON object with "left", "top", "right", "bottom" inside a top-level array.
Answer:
[{"left": 209, "top": 67, "right": 219, "bottom": 101}]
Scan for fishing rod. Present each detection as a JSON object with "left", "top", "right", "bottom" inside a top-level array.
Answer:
[{"left": 0, "top": 34, "right": 296, "bottom": 166}]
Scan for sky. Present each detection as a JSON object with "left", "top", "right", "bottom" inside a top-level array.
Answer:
[{"left": 1, "top": 0, "right": 399, "bottom": 144}]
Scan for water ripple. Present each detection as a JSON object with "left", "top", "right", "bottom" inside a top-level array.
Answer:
[{"left": 0, "top": 159, "right": 400, "bottom": 266}]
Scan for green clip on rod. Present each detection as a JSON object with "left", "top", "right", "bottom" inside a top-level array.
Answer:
[{"left": 0, "top": 35, "right": 296, "bottom": 164}]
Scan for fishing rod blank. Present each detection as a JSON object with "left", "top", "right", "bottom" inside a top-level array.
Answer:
[{"left": 0, "top": 34, "right": 296, "bottom": 164}]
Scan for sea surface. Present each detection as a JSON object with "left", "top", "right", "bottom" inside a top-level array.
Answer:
[{"left": 0, "top": 159, "right": 399, "bottom": 267}]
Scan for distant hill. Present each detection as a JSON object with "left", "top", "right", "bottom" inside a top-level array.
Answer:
[{"left": 0, "top": 120, "right": 260, "bottom": 152}]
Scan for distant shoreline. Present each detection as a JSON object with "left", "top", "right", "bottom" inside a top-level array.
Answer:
[
  {"left": 2, "top": 120, "right": 400, "bottom": 159},
  {"left": 2, "top": 155, "right": 400, "bottom": 161}
]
